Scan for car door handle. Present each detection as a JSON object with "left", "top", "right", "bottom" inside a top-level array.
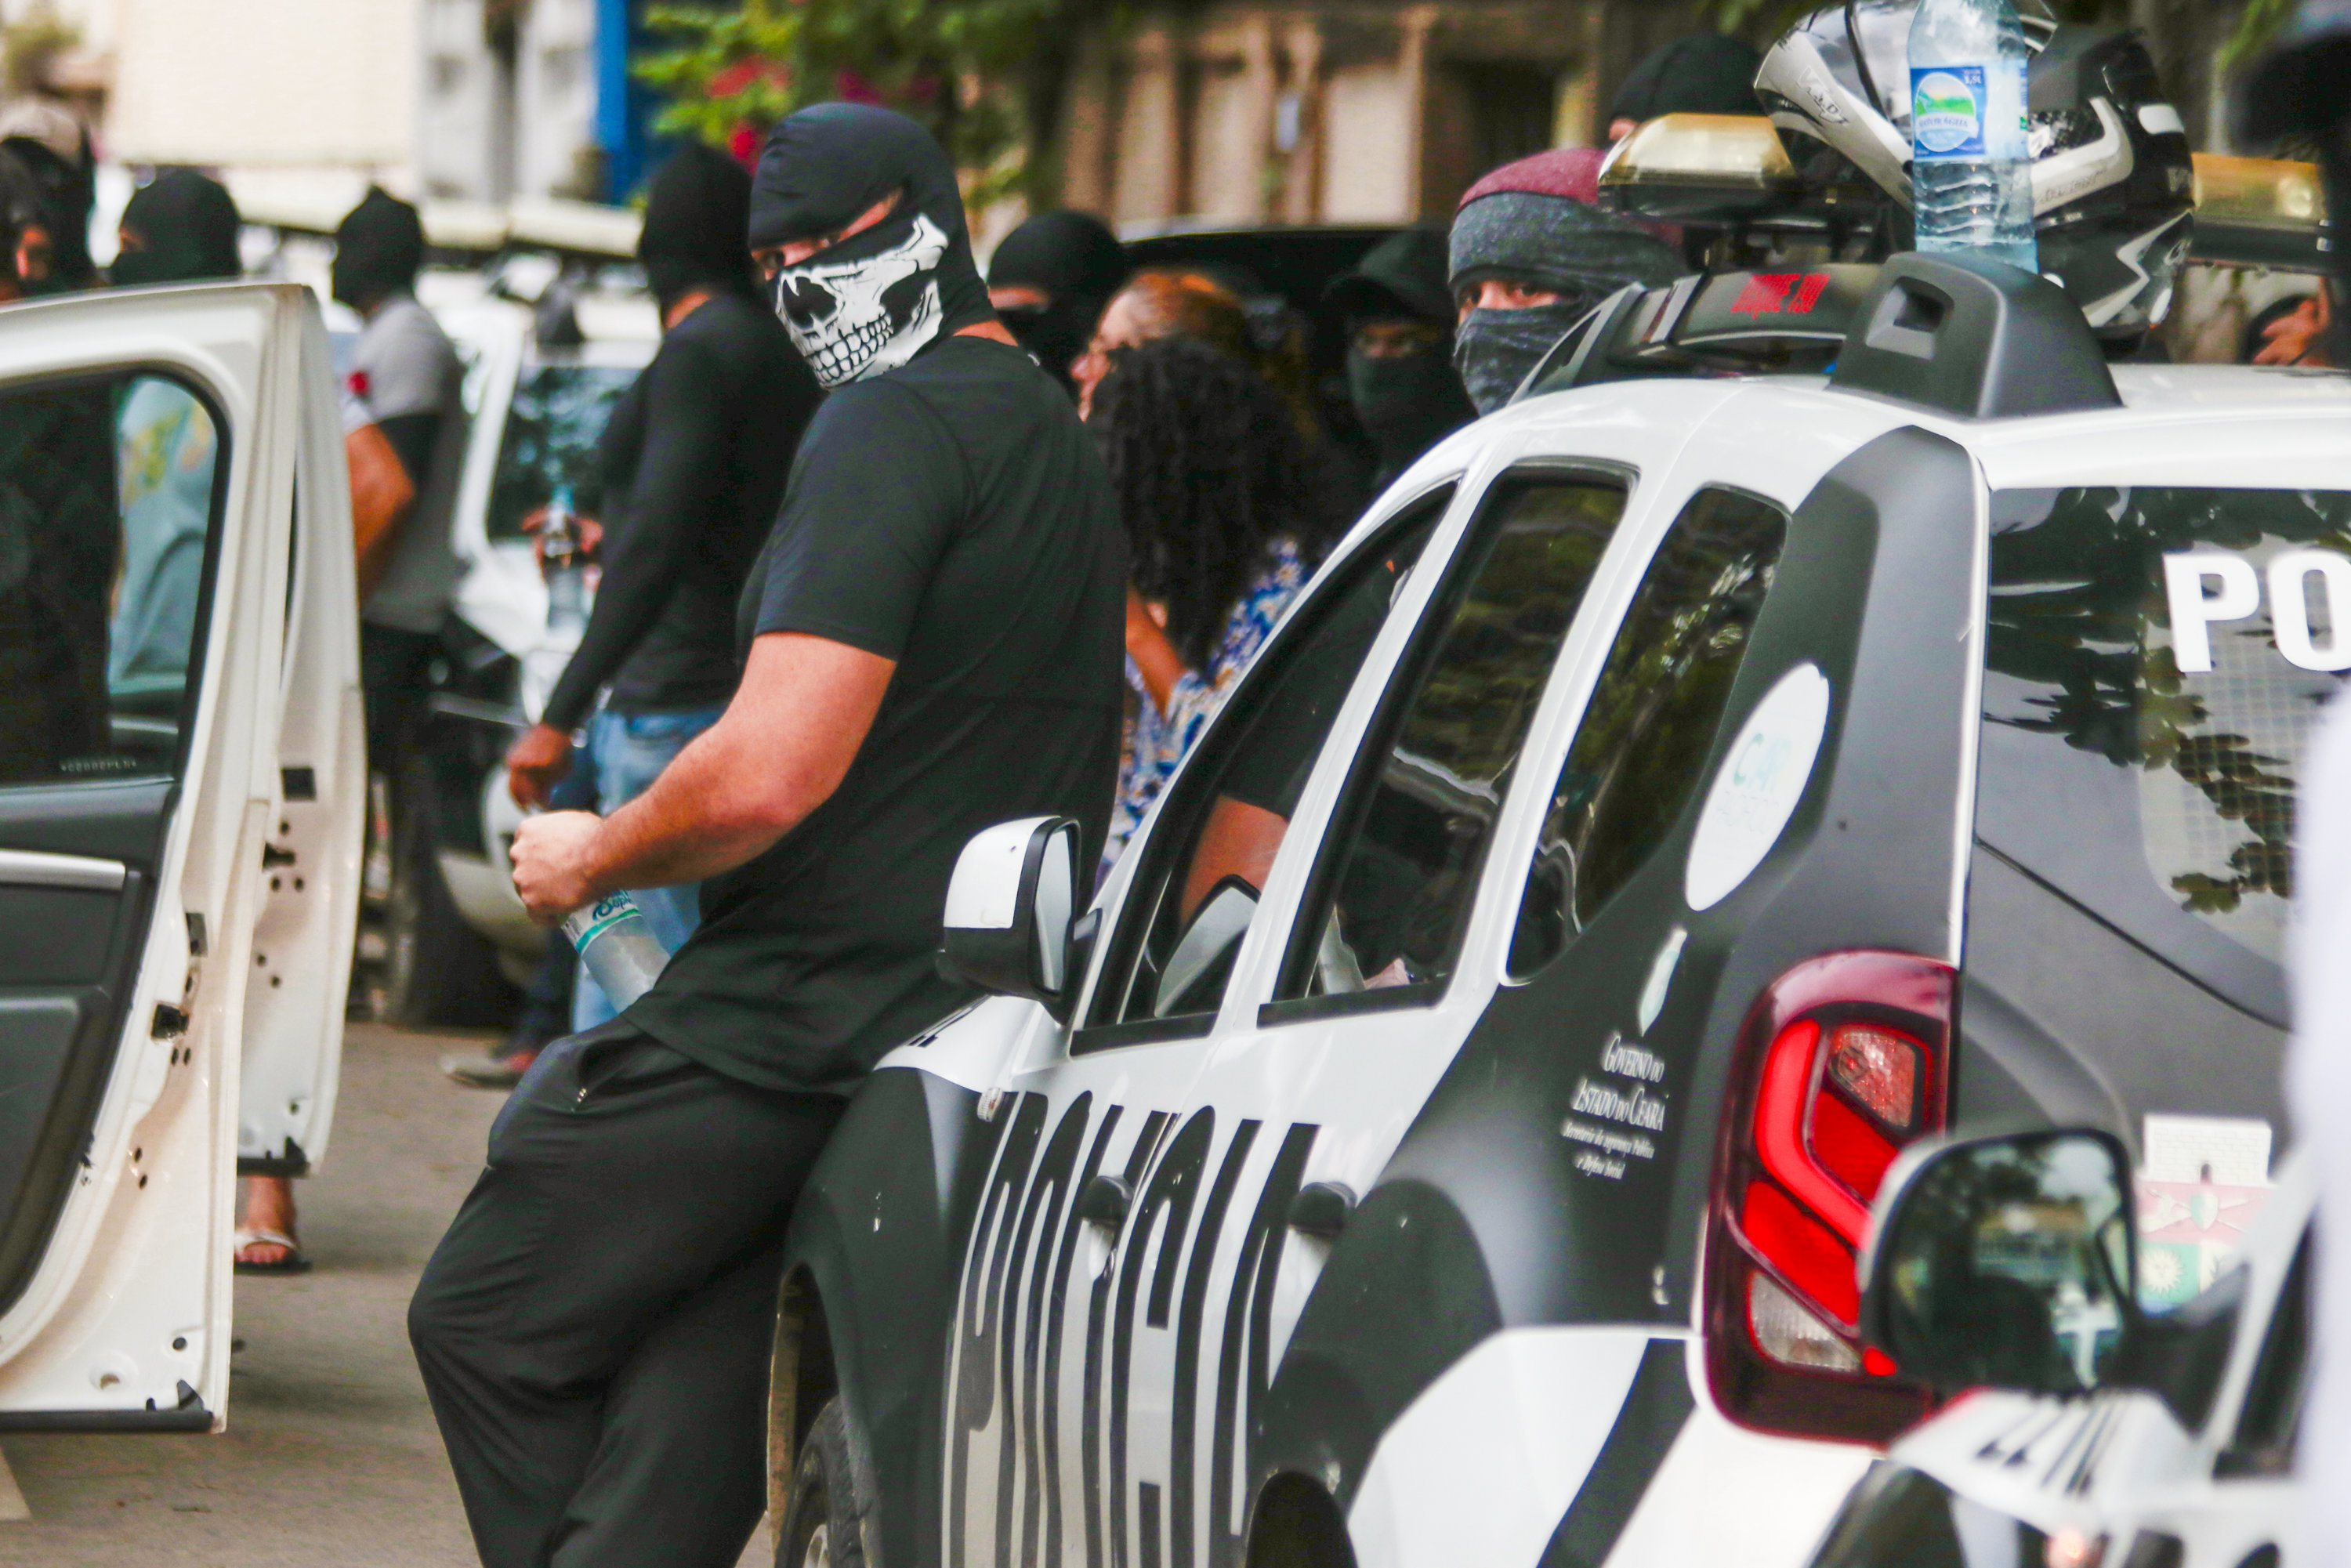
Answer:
[
  {"left": 0, "top": 847, "right": 125, "bottom": 893},
  {"left": 1078, "top": 1174, "right": 1131, "bottom": 1229},
  {"left": 1287, "top": 1181, "right": 1356, "bottom": 1240}
]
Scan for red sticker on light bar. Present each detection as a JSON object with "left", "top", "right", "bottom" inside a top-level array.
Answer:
[{"left": 1730, "top": 273, "right": 1834, "bottom": 318}]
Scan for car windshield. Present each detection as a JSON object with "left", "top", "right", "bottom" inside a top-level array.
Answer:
[
  {"left": 1980, "top": 487, "right": 2350, "bottom": 995},
  {"left": 485, "top": 361, "right": 636, "bottom": 543}
]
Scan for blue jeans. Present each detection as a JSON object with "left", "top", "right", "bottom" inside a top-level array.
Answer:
[{"left": 571, "top": 703, "right": 726, "bottom": 1030}]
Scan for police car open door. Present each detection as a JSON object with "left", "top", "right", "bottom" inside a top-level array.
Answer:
[{"left": 0, "top": 282, "right": 361, "bottom": 1430}]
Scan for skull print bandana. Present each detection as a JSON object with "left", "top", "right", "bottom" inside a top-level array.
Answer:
[
  {"left": 748, "top": 103, "right": 994, "bottom": 388},
  {"left": 770, "top": 212, "right": 950, "bottom": 387}
]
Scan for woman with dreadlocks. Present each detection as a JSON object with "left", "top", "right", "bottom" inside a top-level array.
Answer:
[{"left": 1095, "top": 336, "right": 1339, "bottom": 866}]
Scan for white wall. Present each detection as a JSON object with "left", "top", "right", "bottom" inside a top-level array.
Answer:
[{"left": 106, "top": 0, "right": 418, "bottom": 180}]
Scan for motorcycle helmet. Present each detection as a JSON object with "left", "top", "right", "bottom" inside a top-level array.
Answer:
[{"left": 1755, "top": 1, "right": 2196, "bottom": 346}]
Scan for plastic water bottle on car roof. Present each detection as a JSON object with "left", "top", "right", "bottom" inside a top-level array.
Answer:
[{"left": 1907, "top": 0, "right": 2038, "bottom": 271}]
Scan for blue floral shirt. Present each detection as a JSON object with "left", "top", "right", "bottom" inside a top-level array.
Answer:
[{"left": 1106, "top": 538, "right": 1310, "bottom": 868}]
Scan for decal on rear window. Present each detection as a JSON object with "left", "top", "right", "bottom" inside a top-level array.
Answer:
[{"left": 1983, "top": 488, "right": 2351, "bottom": 969}]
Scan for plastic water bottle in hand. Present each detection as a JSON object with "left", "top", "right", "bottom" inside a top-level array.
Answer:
[
  {"left": 1908, "top": 0, "right": 2038, "bottom": 272},
  {"left": 542, "top": 483, "right": 588, "bottom": 634},
  {"left": 561, "top": 892, "right": 671, "bottom": 1012}
]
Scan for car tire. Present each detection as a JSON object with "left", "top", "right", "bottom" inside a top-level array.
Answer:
[
  {"left": 379, "top": 751, "right": 513, "bottom": 1027},
  {"left": 776, "top": 1396, "right": 871, "bottom": 1568}
]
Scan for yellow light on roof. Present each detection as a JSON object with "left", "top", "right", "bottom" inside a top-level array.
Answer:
[
  {"left": 2193, "top": 154, "right": 2327, "bottom": 230},
  {"left": 1599, "top": 114, "right": 1797, "bottom": 192}
]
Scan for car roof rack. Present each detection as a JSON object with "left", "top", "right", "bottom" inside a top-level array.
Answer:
[
  {"left": 1516, "top": 252, "right": 2118, "bottom": 420},
  {"left": 1828, "top": 252, "right": 2119, "bottom": 418}
]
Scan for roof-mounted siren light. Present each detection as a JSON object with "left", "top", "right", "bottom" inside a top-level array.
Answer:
[
  {"left": 2189, "top": 154, "right": 2331, "bottom": 270},
  {"left": 1598, "top": 114, "right": 1801, "bottom": 221},
  {"left": 1828, "top": 252, "right": 2120, "bottom": 420},
  {"left": 1597, "top": 112, "right": 1878, "bottom": 227}
]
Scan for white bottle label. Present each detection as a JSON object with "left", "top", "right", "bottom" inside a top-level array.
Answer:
[
  {"left": 563, "top": 891, "right": 641, "bottom": 951},
  {"left": 1911, "top": 65, "right": 1987, "bottom": 158}
]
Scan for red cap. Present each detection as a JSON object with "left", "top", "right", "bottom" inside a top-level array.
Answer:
[{"left": 1457, "top": 147, "right": 1607, "bottom": 211}]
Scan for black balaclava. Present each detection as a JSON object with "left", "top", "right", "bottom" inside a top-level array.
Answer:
[
  {"left": 112, "top": 169, "right": 241, "bottom": 286},
  {"left": 2237, "top": 7, "right": 2351, "bottom": 365},
  {"left": 1610, "top": 34, "right": 1766, "bottom": 126},
  {"left": 0, "top": 134, "right": 92, "bottom": 292},
  {"left": 747, "top": 103, "right": 993, "bottom": 387},
  {"left": 638, "top": 143, "right": 756, "bottom": 316},
  {"left": 1447, "top": 150, "right": 1682, "bottom": 414},
  {"left": 1325, "top": 228, "right": 1476, "bottom": 483},
  {"left": 331, "top": 186, "right": 426, "bottom": 310},
  {"left": 987, "top": 209, "right": 1128, "bottom": 396}
]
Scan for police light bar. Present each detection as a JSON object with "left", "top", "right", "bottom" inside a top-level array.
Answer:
[
  {"left": 1522, "top": 263, "right": 1880, "bottom": 396},
  {"left": 1520, "top": 253, "right": 2119, "bottom": 422},
  {"left": 2189, "top": 154, "right": 2330, "bottom": 270},
  {"left": 1596, "top": 114, "right": 1888, "bottom": 226}
]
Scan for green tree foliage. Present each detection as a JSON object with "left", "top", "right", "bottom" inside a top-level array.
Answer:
[{"left": 634, "top": 0, "right": 1092, "bottom": 200}]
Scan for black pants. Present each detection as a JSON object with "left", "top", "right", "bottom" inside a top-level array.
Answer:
[
  {"left": 360, "top": 621, "right": 438, "bottom": 765},
  {"left": 409, "top": 1024, "right": 843, "bottom": 1567}
]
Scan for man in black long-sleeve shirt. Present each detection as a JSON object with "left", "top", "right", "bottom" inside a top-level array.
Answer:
[{"left": 497, "top": 145, "right": 821, "bottom": 1050}]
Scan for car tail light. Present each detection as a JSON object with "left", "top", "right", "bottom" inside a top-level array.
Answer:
[{"left": 1704, "top": 951, "right": 1954, "bottom": 1443}]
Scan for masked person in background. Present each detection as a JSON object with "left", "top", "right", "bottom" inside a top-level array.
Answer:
[
  {"left": 0, "top": 98, "right": 94, "bottom": 292},
  {"left": 987, "top": 208, "right": 1128, "bottom": 398},
  {"left": 415, "top": 104, "right": 1124, "bottom": 1568},
  {"left": 455, "top": 144, "right": 824, "bottom": 1085},
  {"left": 108, "top": 170, "right": 239, "bottom": 688},
  {"left": 1606, "top": 33, "right": 1765, "bottom": 143},
  {"left": 232, "top": 188, "right": 465, "bottom": 1274},
  {"left": 1447, "top": 149, "right": 1683, "bottom": 415},
  {"left": 1324, "top": 228, "right": 1476, "bottom": 489}
]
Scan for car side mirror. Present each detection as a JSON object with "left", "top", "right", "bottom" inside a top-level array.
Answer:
[
  {"left": 1858, "top": 1128, "right": 2135, "bottom": 1398},
  {"left": 941, "top": 816, "right": 1083, "bottom": 1021}
]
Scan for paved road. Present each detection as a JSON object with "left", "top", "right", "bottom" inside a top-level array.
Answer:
[{"left": 0, "top": 1023, "right": 773, "bottom": 1567}]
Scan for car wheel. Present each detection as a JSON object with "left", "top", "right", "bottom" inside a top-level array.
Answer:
[
  {"left": 379, "top": 750, "right": 513, "bottom": 1027},
  {"left": 777, "top": 1396, "right": 870, "bottom": 1568}
]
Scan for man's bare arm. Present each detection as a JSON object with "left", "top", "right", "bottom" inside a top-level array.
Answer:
[
  {"left": 509, "top": 632, "right": 895, "bottom": 920},
  {"left": 347, "top": 423, "right": 415, "bottom": 602}
]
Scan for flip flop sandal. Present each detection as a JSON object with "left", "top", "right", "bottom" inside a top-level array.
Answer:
[{"left": 232, "top": 1226, "right": 313, "bottom": 1276}]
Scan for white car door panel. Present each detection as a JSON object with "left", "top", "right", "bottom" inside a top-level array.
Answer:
[{"left": 0, "top": 282, "right": 349, "bottom": 1430}]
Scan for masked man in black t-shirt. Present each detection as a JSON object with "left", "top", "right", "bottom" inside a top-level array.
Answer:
[{"left": 408, "top": 105, "right": 1125, "bottom": 1568}]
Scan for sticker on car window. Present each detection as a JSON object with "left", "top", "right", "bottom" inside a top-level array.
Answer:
[
  {"left": 2163, "top": 547, "right": 2351, "bottom": 673},
  {"left": 1683, "top": 663, "right": 1831, "bottom": 912}
]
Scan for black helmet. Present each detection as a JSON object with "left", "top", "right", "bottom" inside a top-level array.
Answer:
[{"left": 1755, "top": 2, "right": 2194, "bottom": 346}]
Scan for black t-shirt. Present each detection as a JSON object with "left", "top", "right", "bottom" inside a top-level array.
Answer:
[
  {"left": 542, "top": 292, "right": 822, "bottom": 730},
  {"left": 625, "top": 334, "right": 1127, "bottom": 1093}
]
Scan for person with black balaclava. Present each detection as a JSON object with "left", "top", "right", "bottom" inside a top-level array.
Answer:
[
  {"left": 1447, "top": 148, "right": 1683, "bottom": 415},
  {"left": 1606, "top": 33, "right": 1766, "bottom": 143},
  {"left": 446, "top": 143, "right": 824, "bottom": 1088},
  {"left": 232, "top": 187, "right": 463, "bottom": 1279},
  {"left": 0, "top": 99, "right": 95, "bottom": 291},
  {"left": 1324, "top": 227, "right": 1476, "bottom": 487},
  {"left": 987, "top": 207, "right": 1129, "bottom": 397},
  {"left": 111, "top": 168, "right": 241, "bottom": 286},
  {"left": 411, "top": 103, "right": 1124, "bottom": 1568}
]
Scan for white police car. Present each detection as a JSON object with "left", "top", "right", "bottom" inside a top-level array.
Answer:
[
  {"left": 754, "top": 236, "right": 2349, "bottom": 1568},
  {"left": 0, "top": 282, "right": 363, "bottom": 1429}
]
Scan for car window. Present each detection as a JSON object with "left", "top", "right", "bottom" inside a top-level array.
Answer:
[
  {"left": 1509, "top": 486, "right": 1787, "bottom": 977},
  {"left": 1980, "top": 489, "right": 2350, "bottom": 992},
  {"left": 1270, "top": 471, "right": 1632, "bottom": 1011},
  {"left": 1080, "top": 490, "right": 1449, "bottom": 1045},
  {"left": 485, "top": 362, "right": 636, "bottom": 543},
  {"left": 0, "top": 371, "right": 223, "bottom": 788}
]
